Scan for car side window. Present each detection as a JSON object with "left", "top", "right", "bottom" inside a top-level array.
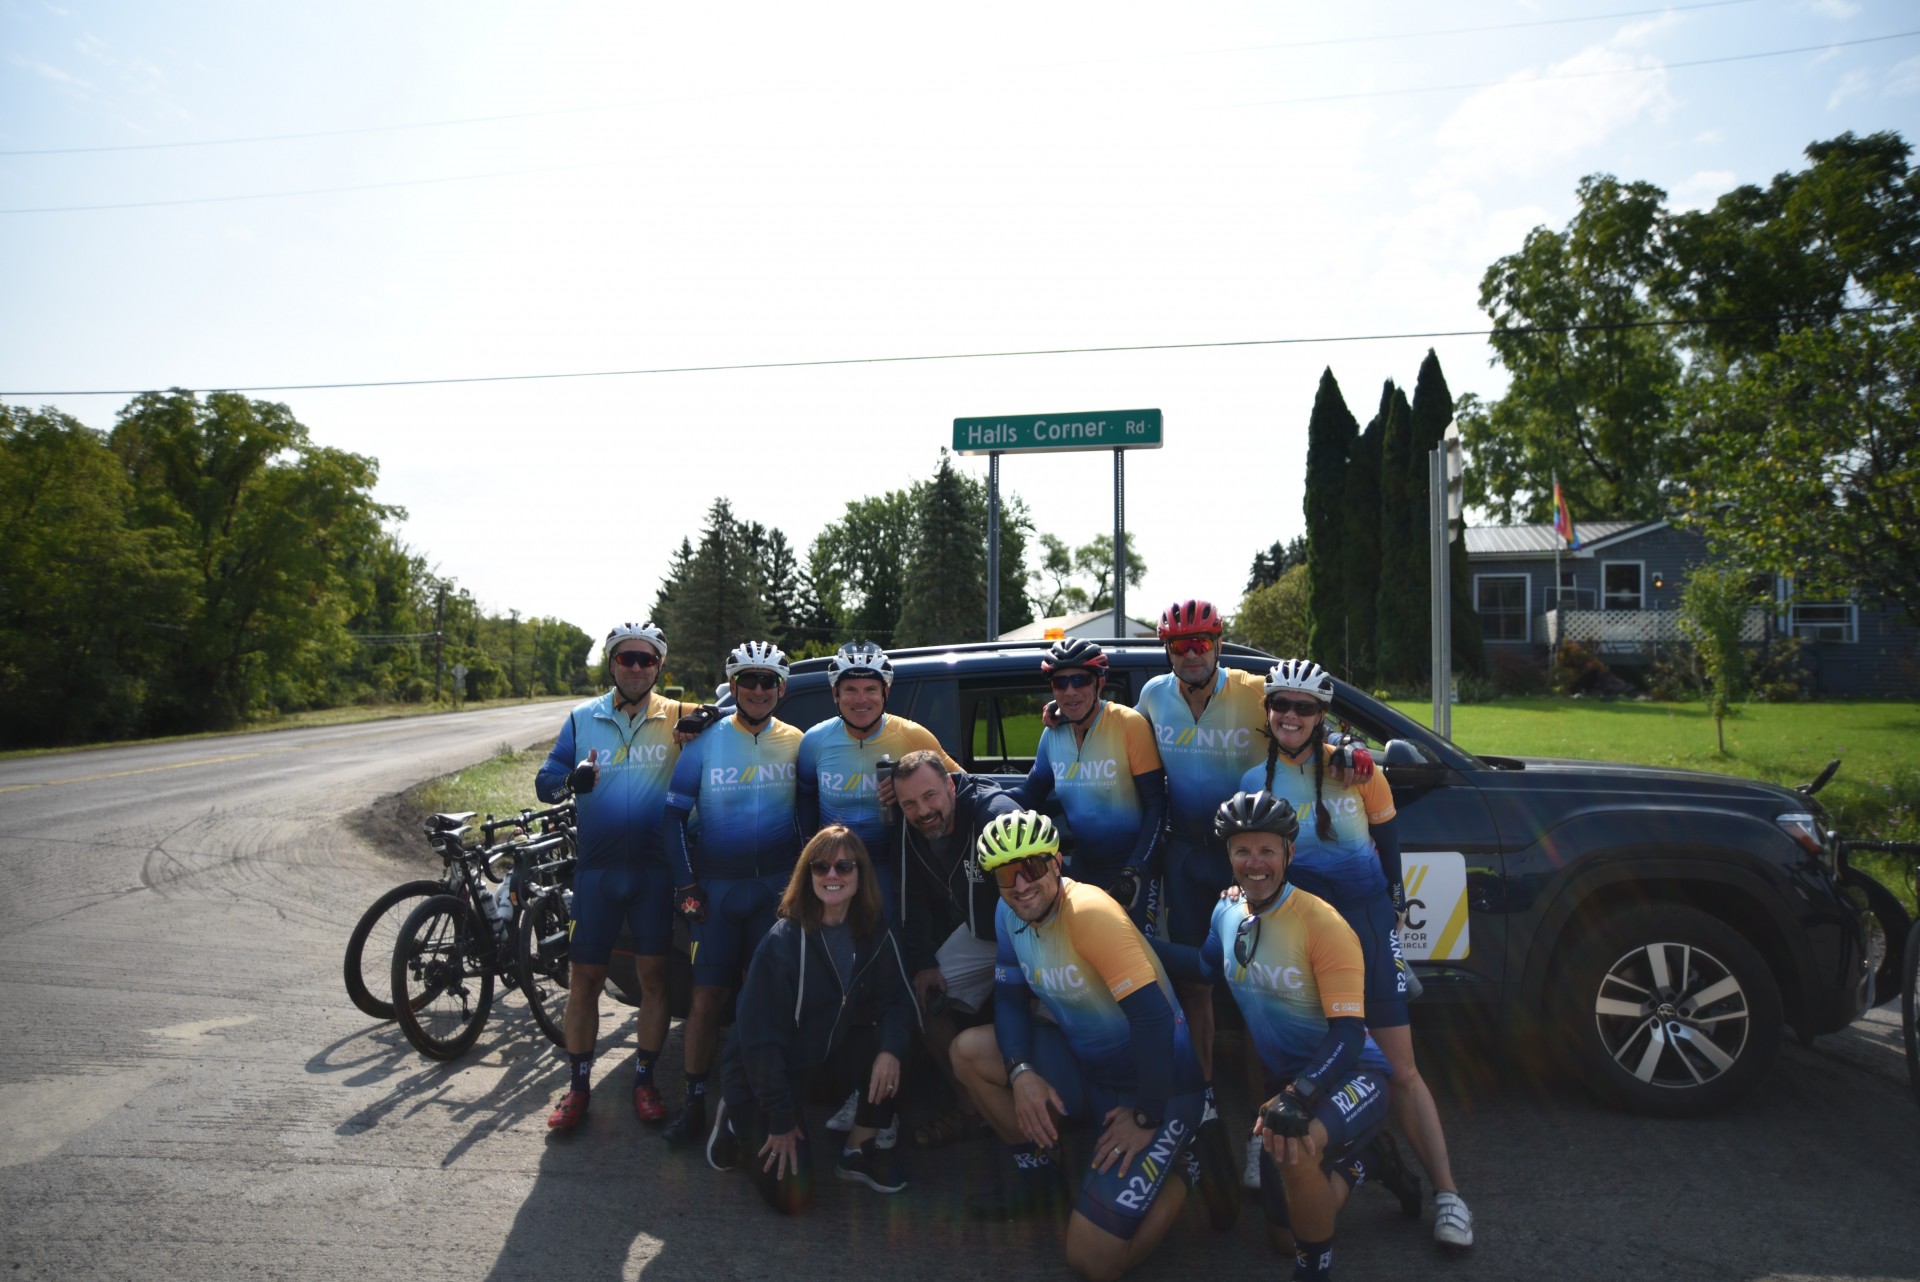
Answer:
[
  {"left": 961, "top": 683, "right": 1047, "bottom": 776},
  {"left": 774, "top": 686, "right": 837, "bottom": 733}
]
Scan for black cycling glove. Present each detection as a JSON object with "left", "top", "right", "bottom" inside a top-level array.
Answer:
[
  {"left": 566, "top": 760, "right": 597, "bottom": 794},
  {"left": 1109, "top": 866, "right": 1143, "bottom": 912},
  {"left": 1261, "top": 1075, "right": 1322, "bottom": 1139},
  {"left": 674, "top": 883, "right": 708, "bottom": 924},
  {"left": 675, "top": 704, "right": 723, "bottom": 737}
]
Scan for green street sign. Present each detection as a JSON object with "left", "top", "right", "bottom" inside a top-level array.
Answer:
[{"left": 952, "top": 409, "right": 1163, "bottom": 456}]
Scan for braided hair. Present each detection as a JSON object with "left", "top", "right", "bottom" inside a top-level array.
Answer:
[{"left": 1262, "top": 715, "right": 1336, "bottom": 842}]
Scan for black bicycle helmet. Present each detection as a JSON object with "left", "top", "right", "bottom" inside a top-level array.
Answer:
[
  {"left": 1040, "top": 637, "right": 1109, "bottom": 675},
  {"left": 1214, "top": 790, "right": 1300, "bottom": 844}
]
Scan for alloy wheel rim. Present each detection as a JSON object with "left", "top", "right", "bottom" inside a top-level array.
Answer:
[{"left": 1592, "top": 939, "right": 1750, "bottom": 1089}]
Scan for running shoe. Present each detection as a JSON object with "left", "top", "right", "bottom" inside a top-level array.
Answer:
[
  {"left": 546, "top": 1088, "right": 589, "bottom": 1131},
  {"left": 835, "top": 1140, "right": 908, "bottom": 1193},
  {"left": 824, "top": 1089, "right": 859, "bottom": 1132},
  {"left": 1434, "top": 1190, "right": 1475, "bottom": 1249},
  {"left": 705, "top": 1098, "right": 738, "bottom": 1172},
  {"left": 663, "top": 1097, "right": 705, "bottom": 1148},
  {"left": 632, "top": 1082, "right": 667, "bottom": 1123}
]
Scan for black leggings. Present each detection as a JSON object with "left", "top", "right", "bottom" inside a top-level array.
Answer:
[{"left": 730, "top": 1025, "right": 896, "bottom": 1215}]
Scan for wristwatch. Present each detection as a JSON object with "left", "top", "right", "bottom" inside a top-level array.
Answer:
[
  {"left": 1130, "top": 1106, "right": 1158, "bottom": 1131},
  {"left": 1007, "top": 1061, "right": 1036, "bottom": 1085}
]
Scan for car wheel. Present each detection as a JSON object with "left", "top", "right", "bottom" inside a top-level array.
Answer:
[{"left": 1553, "top": 903, "right": 1783, "bottom": 1118}]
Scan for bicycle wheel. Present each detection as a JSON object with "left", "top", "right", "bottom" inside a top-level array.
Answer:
[
  {"left": 1902, "top": 915, "right": 1920, "bottom": 1110},
  {"left": 391, "top": 893, "right": 495, "bottom": 1060},
  {"left": 517, "top": 890, "right": 572, "bottom": 1049},
  {"left": 343, "top": 879, "right": 444, "bottom": 1020}
]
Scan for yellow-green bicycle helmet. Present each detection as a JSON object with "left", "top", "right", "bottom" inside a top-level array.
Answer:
[{"left": 975, "top": 810, "right": 1061, "bottom": 872}]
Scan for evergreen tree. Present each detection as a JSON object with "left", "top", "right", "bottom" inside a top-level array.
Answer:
[
  {"left": 1410, "top": 350, "right": 1485, "bottom": 677},
  {"left": 1304, "top": 369, "right": 1359, "bottom": 671},
  {"left": 896, "top": 450, "right": 989, "bottom": 644},
  {"left": 655, "top": 500, "right": 769, "bottom": 695},
  {"left": 1375, "top": 385, "right": 1428, "bottom": 686},
  {"left": 1246, "top": 536, "right": 1307, "bottom": 594},
  {"left": 1338, "top": 395, "right": 1385, "bottom": 686}
]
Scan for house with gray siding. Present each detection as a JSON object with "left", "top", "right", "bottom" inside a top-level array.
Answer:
[{"left": 1463, "top": 520, "right": 1918, "bottom": 698}]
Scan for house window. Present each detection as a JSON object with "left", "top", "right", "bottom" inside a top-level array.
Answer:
[
  {"left": 1790, "top": 603, "right": 1857, "bottom": 643},
  {"left": 1602, "top": 562, "right": 1643, "bottom": 611},
  {"left": 1475, "top": 573, "right": 1530, "bottom": 642},
  {"left": 1545, "top": 568, "right": 1590, "bottom": 612}
]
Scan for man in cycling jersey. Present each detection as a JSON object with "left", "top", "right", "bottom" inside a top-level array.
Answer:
[
  {"left": 1155, "top": 791, "right": 1421, "bottom": 1282},
  {"left": 795, "top": 642, "right": 958, "bottom": 916},
  {"left": 535, "top": 622, "right": 699, "bottom": 1132},
  {"left": 1011, "top": 638, "right": 1166, "bottom": 933},
  {"left": 952, "top": 812, "right": 1208, "bottom": 1282},
  {"left": 660, "top": 641, "right": 803, "bottom": 1148}
]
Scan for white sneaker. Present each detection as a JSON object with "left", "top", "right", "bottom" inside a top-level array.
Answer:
[
  {"left": 876, "top": 1117, "right": 899, "bottom": 1150},
  {"left": 1434, "top": 1190, "right": 1474, "bottom": 1249},
  {"left": 825, "top": 1089, "right": 859, "bottom": 1132},
  {"left": 1242, "top": 1135, "right": 1263, "bottom": 1190}
]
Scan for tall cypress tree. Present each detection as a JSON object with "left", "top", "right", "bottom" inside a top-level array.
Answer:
[
  {"left": 1410, "top": 349, "right": 1484, "bottom": 678},
  {"left": 1339, "top": 397, "right": 1385, "bottom": 686},
  {"left": 1375, "top": 386, "right": 1425, "bottom": 686},
  {"left": 1304, "top": 369, "right": 1358, "bottom": 668}
]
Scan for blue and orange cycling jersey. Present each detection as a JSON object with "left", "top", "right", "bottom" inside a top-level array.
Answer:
[
  {"left": 664, "top": 715, "right": 804, "bottom": 883},
  {"left": 994, "top": 880, "right": 1203, "bottom": 1092},
  {"left": 535, "top": 690, "right": 689, "bottom": 869},
  {"left": 1241, "top": 744, "right": 1396, "bottom": 908},
  {"left": 1016, "top": 701, "right": 1164, "bottom": 871},
  {"left": 795, "top": 714, "right": 958, "bottom": 854},
  {"left": 1136, "top": 666, "right": 1269, "bottom": 839},
  {"left": 1208, "top": 886, "right": 1392, "bottom": 1081}
]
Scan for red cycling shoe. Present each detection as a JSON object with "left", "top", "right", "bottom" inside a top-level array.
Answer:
[
  {"left": 632, "top": 1083, "right": 668, "bottom": 1122},
  {"left": 547, "top": 1089, "right": 590, "bottom": 1131}
]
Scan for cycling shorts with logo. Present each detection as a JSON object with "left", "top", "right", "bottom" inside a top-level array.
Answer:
[
  {"left": 1256, "top": 1067, "right": 1391, "bottom": 1229},
  {"left": 1163, "top": 833, "right": 1233, "bottom": 947},
  {"left": 569, "top": 865, "right": 672, "bottom": 964},
  {"left": 691, "top": 873, "right": 787, "bottom": 987},
  {"left": 1028, "top": 1023, "right": 1204, "bottom": 1240}
]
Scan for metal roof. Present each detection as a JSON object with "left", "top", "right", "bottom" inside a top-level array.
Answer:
[{"left": 1464, "top": 521, "right": 1647, "bottom": 557}]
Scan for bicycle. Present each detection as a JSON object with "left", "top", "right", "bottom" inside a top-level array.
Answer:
[
  {"left": 1839, "top": 838, "right": 1920, "bottom": 1110},
  {"left": 342, "top": 811, "right": 481, "bottom": 1021},
  {"left": 387, "top": 805, "right": 576, "bottom": 1060}
]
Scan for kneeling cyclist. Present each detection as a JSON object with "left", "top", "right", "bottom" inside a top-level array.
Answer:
[{"left": 1155, "top": 791, "right": 1422, "bottom": 1282}]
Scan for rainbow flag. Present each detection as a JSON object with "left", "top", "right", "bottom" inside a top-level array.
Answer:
[{"left": 1552, "top": 476, "right": 1581, "bottom": 549}]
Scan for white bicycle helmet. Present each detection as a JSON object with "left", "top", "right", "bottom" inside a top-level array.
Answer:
[
  {"left": 726, "top": 640, "right": 791, "bottom": 681},
  {"left": 1265, "top": 659, "right": 1334, "bottom": 704},
  {"left": 828, "top": 642, "right": 894, "bottom": 690},
  {"left": 605, "top": 621, "right": 668, "bottom": 662}
]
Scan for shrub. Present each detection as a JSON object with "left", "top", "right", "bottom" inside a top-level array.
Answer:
[
  {"left": 1751, "top": 637, "right": 1808, "bottom": 703},
  {"left": 1550, "top": 638, "right": 1610, "bottom": 696},
  {"left": 1646, "top": 656, "right": 1701, "bottom": 702},
  {"left": 1490, "top": 650, "right": 1549, "bottom": 696}
]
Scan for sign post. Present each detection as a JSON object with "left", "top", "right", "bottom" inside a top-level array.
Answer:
[
  {"left": 1427, "top": 426, "right": 1463, "bottom": 738},
  {"left": 954, "top": 410, "right": 1163, "bottom": 640}
]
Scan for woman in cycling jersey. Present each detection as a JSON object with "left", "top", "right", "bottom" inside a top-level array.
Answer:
[
  {"left": 709, "top": 826, "right": 918, "bottom": 1213},
  {"left": 1242, "top": 659, "right": 1474, "bottom": 1251}
]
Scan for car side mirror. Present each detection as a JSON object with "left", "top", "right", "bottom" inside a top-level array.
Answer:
[{"left": 1380, "top": 738, "right": 1448, "bottom": 787}]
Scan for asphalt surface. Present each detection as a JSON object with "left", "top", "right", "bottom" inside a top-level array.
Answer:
[{"left": 0, "top": 704, "right": 1915, "bottom": 1281}]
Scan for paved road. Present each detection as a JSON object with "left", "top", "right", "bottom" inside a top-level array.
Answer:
[{"left": 0, "top": 706, "right": 1915, "bottom": 1281}]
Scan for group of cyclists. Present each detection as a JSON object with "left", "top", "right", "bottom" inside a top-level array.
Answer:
[{"left": 535, "top": 602, "right": 1474, "bottom": 1282}]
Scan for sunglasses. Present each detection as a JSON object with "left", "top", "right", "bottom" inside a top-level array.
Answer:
[
  {"left": 1234, "top": 911, "right": 1263, "bottom": 968},
  {"left": 1265, "top": 695, "right": 1322, "bottom": 717},
  {"left": 1049, "top": 673, "right": 1097, "bottom": 691},
  {"left": 989, "top": 854, "right": 1056, "bottom": 889},
  {"left": 809, "top": 859, "right": 858, "bottom": 877},
  {"left": 733, "top": 672, "right": 782, "bottom": 691},
  {"left": 612, "top": 650, "right": 662, "bottom": 670},
  {"left": 1167, "top": 637, "right": 1216, "bottom": 656}
]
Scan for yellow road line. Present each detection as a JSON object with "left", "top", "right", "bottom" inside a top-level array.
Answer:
[{"left": 0, "top": 748, "right": 297, "bottom": 793}]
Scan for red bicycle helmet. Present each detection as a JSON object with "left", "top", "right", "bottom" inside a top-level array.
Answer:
[{"left": 1157, "top": 599, "right": 1223, "bottom": 640}]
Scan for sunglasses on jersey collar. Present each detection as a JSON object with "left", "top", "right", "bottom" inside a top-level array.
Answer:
[
  {"left": 1234, "top": 911, "right": 1263, "bottom": 967},
  {"left": 732, "top": 672, "right": 782, "bottom": 691},
  {"left": 1166, "top": 637, "right": 1216, "bottom": 657},
  {"left": 988, "top": 854, "right": 1058, "bottom": 889},
  {"left": 809, "top": 859, "right": 858, "bottom": 877},
  {"left": 612, "top": 650, "right": 662, "bottom": 670}
]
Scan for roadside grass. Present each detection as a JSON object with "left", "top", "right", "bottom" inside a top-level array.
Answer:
[
  {"left": 0, "top": 695, "right": 575, "bottom": 761},
  {"left": 408, "top": 743, "right": 553, "bottom": 821},
  {"left": 1387, "top": 698, "right": 1920, "bottom": 909}
]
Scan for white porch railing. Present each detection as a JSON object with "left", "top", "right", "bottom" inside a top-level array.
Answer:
[{"left": 1538, "top": 607, "right": 1769, "bottom": 649}]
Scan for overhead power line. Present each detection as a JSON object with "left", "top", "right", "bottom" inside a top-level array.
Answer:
[
  {"left": 0, "top": 0, "right": 1762, "bottom": 159},
  {"left": 1243, "top": 28, "right": 1920, "bottom": 107},
  {"left": 0, "top": 161, "right": 600, "bottom": 216},
  {"left": 3, "top": 307, "right": 1896, "bottom": 399}
]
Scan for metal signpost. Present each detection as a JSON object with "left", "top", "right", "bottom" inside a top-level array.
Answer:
[
  {"left": 953, "top": 410, "right": 1163, "bottom": 640},
  {"left": 1427, "top": 426, "right": 1463, "bottom": 739}
]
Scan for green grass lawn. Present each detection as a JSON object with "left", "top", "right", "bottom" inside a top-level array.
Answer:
[{"left": 1388, "top": 697, "right": 1920, "bottom": 906}]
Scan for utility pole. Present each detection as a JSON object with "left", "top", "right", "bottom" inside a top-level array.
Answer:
[{"left": 433, "top": 586, "right": 446, "bottom": 704}]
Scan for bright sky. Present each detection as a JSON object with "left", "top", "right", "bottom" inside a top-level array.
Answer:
[{"left": 5, "top": 1, "right": 1918, "bottom": 643}]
